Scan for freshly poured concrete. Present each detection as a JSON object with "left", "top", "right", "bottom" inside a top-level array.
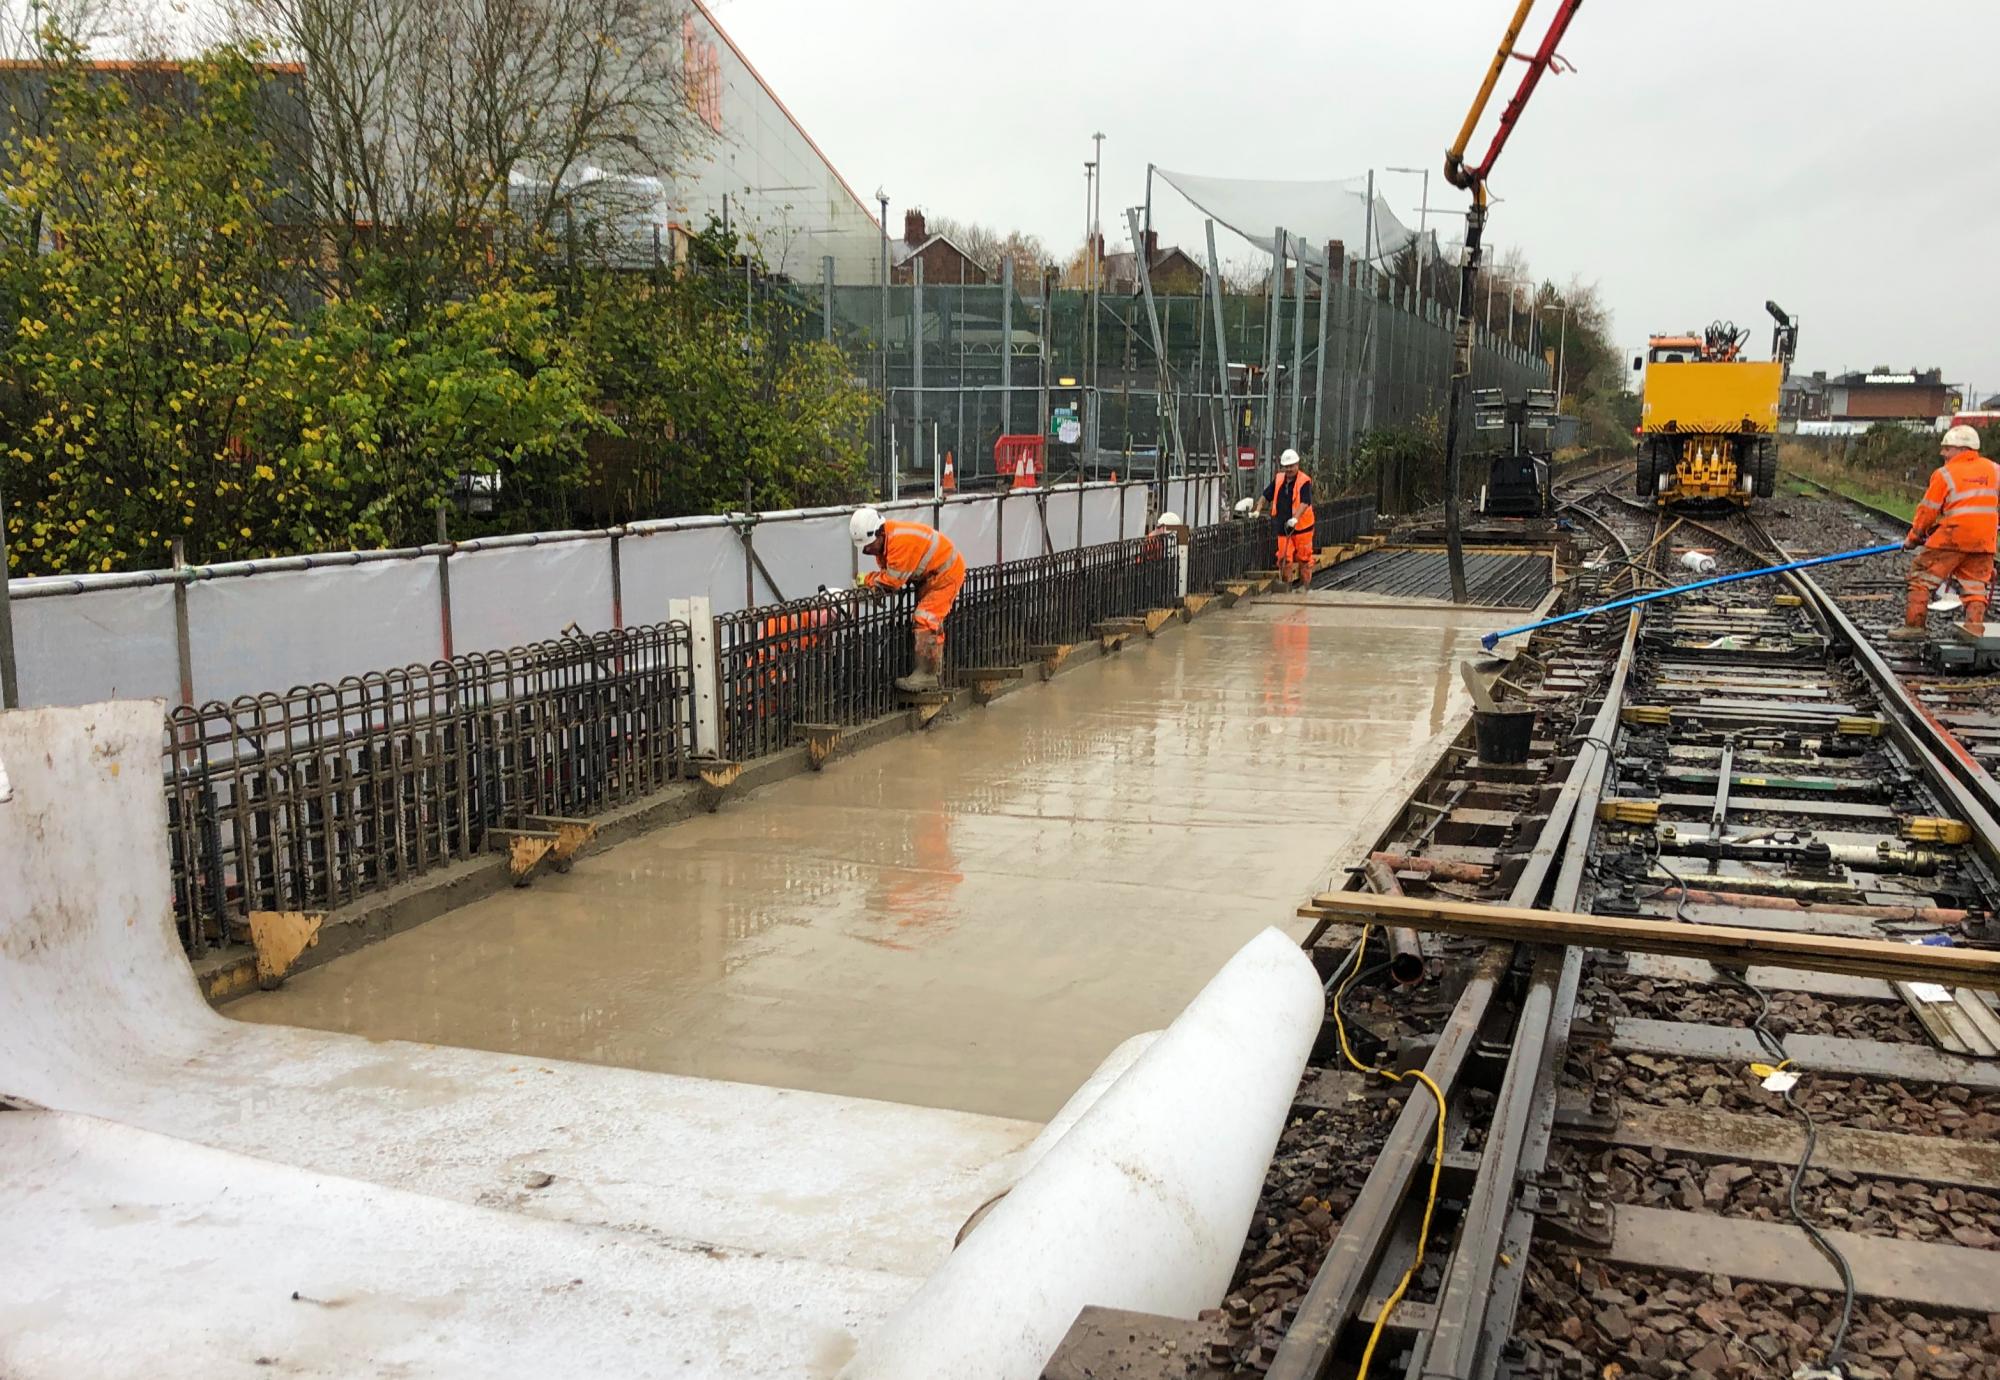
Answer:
[{"left": 236, "top": 599, "right": 1492, "bottom": 1120}]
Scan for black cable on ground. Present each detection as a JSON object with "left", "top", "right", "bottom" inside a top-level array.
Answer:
[
  {"left": 1715, "top": 968, "right": 1856, "bottom": 1374},
  {"left": 1646, "top": 841, "right": 1856, "bottom": 1372}
]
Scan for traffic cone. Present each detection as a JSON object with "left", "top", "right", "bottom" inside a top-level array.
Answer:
[
  {"left": 942, "top": 451, "right": 957, "bottom": 492},
  {"left": 1110, "top": 469, "right": 1118, "bottom": 483}
]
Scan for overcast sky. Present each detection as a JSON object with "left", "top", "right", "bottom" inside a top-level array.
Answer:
[{"left": 711, "top": 0, "right": 2000, "bottom": 403}]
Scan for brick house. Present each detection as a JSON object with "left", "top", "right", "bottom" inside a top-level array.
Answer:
[
  {"left": 1102, "top": 231, "right": 1205, "bottom": 295},
  {"left": 890, "top": 210, "right": 990, "bottom": 285}
]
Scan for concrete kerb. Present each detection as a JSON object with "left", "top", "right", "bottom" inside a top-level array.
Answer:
[{"left": 197, "top": 586, "right": 1238, "bottom": 1004}]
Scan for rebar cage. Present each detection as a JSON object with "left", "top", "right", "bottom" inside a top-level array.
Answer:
[
  {"left": 1189, "top": 517, "right": 1277, "bottom": 591},
  {"left": 715, "top": 587, "right": 914, "bottom": 762},
  {"left": 165, "top": 621, "right": 695, "bottom": 955}
]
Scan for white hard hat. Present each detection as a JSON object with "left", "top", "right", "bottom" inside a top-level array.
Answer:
[
  {"left": 1233, "top": 497, "right": 1257, "bottom": 516},
  {"left": 1157, "top": 511, "right": 1183, "bottom": 527},
  {"left": 1943, "top": 424, "right": 1981, "bottom": 451},
  {"left": 849, "top": 506, "right": 885, "bottom": 546},
  {"left": 1279, "top": 448, "right": 1301, "bottom": 467}
]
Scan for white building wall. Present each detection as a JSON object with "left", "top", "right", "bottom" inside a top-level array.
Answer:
[{"left": 671, "top": 1, "right": 881, "bottom": 284}]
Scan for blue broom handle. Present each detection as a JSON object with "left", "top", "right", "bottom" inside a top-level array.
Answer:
[{"left": 1479, "top": 542, "right": 1905, "bottom": 651}]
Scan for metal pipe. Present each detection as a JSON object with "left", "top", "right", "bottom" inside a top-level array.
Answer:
[
  {"left": 1658, "top": 887, "right": 1967, "bottom": 926},
  {"left": 1369, "top": 850, "right": 1492, "bottom": 884}
]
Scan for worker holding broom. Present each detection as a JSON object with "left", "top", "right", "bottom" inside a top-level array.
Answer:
[
  {"left": 1257, "top": 448, "right": 1316, "bottom": 590},
  {"left": 1894, "top": 424, "right": 1998, "bottom": 641}
]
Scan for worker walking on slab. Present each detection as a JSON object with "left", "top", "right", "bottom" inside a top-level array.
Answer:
[
  {"left": 1257, "top": 449, "right": 1316, "bottom": 590},
  {"left": 852, "top": 507, "right": 966, "bottom": 693},
  {"left": 1894, "top": 424, "right": 1997, "bottom": 641}
]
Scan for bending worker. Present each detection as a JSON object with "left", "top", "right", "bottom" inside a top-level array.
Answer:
[
  {"left": 1894, "top": 424, "right": 1997, "bottom": 641},
  {"left": 1257, "top": 448, "right": 1316, "bottom": 590},
  {"left": 851, "top": 506, "right": 965, "bottom": 692}
]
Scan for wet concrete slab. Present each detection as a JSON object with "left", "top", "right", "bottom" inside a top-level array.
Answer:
[{"left": 233, "top": 599, "right": 1496, "bottom": 1121}]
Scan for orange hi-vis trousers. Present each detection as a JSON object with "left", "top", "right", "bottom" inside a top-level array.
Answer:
[{"left": 1908, "top": 547, "right": 1993, "bottom": 633}]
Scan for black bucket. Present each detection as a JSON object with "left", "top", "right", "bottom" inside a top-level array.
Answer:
[{"left": 1473, "top": 707, "right": 1536, "bottom": 765}]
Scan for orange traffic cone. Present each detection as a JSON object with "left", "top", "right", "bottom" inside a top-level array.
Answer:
[{"left": 942, "top": 451, "right": 957, "bottom": 492}]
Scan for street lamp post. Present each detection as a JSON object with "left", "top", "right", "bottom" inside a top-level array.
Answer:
[
  {"left": 0, "top": 473, "right": 17, "bottom": 709},
  {"left": 1385, "top": 165, "right": 1430, "bottom": 308},
  {"left": 1540, "top": 300, "right": 1570, "bottom": 405},
  {"left": 877, "top": 187, "right": 894, "bottom": 496}
]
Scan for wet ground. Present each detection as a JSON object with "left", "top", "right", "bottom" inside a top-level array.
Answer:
[{"left": 234, "top": 598, "right": 1497, "bottom": 1121}]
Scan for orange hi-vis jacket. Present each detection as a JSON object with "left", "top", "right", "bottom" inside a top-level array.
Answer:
[
  {"left": 1910, "top": 450, "right": 2000, "bottom": 554},
  {"left": 1268, "top": 469, "right": 1315, "bottom": 532},
  {"left": 865, "top": 520, "right": 964, "bottom": 592}
]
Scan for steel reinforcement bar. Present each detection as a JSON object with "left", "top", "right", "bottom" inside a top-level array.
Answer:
[{"left": 164, "top": 620, "right": 696, "bottom": 957}]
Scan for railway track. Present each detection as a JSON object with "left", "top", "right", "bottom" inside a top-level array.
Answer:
[{"left": 1189, "top": 480, "right": 2000, "bottom": 1380}]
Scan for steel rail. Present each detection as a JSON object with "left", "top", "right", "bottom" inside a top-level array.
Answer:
[
  {"left": 1269, "top": 484, "right": 1646, "bottom": 1380},
  {"left": 1437, "top": 494, "right": 2000, "bottom": 1377},
  {"left": 1415, "top": 496, "right": 1658, "bottom": 1377}
]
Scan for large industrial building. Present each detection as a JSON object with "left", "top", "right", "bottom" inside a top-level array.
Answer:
[{"left": 670, "top": 0, "right": 882, "bottom": 282}]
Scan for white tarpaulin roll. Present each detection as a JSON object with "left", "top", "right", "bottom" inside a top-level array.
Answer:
[{"left": 841, "top": 928, "right": 1322, "bottom": 1380}]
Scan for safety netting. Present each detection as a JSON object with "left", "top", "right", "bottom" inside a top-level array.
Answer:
[{"left": 1154, "top": 168, "right": 1429, "bottom": 268}]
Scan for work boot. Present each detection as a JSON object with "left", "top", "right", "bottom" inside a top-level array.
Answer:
[
  {"left": 1964, "top": 601, "right": 1987, "bottom": 638},
  {"left": 1886, "top": 624, "right": 1928, "bottom": 642},
  {"left": 895, "top": 630, "right": 943, "bottom": 693}
]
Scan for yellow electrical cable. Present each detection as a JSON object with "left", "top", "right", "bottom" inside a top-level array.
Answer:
[{"left": 1331, "top": 925, "right": 1450, "bottom": 1380}]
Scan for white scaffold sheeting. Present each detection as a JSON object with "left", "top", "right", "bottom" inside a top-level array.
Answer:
[
  {"left": 1156, "top": 168, "right": 1426, "bottom": 269},
  {"left": 747, "top": 514, "right": 855, "bottom": 604},
  {"left": 12, "top": 584, "right": 180, "bottom": 709},
  {"left": 1043, "top": 490, "right": 1083, "bottom": 552},
  {"left": 940, "top": 498, "right": 1001, "bottom": 569},
  {"left": 187, "top": 560, "right": 444, "bottom": 703},
  {"left": 1001, "top": 494, "right": 1047, "bottom": 563},
  {"left": 1123, "top": 485, "right": 1151, "bottom": 538},
  {"left": 448, "top": 540, "right": 618, "bottom": 650},
  {"left": 4, "top": 484, "right": 1165, "bottom": 710},
  {"left": 1081, "top": 487, "right": 1124, "bottom": 547},
  {"left": 621, "top": 522, "right": 748, "bottom": 618}
]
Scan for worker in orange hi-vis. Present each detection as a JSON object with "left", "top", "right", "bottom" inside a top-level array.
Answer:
[
  {"left": 1894, "top": 424, "right": 1998, "bottom": 641},
  {"left": 1257, "top": 448, "right": 1316, "bottom": 590},
  {"left": 1140, "top": 510, "right": 1186, "bottom": 562},
  {"left": 851, "top": 506, "right": 966, "bottom": 692}
]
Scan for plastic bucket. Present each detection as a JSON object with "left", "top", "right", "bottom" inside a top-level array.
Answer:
[{"left": 1473, "top": 707, "right": 1536, "bottom": 765}]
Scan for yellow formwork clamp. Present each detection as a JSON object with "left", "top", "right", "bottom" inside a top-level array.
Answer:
[
  {"left": 1620, "top": 705, "right": 1671, "bottom": 727},
  {"left": 1596, "top": 799, "right": 1661, "bottom": 826},
  {"left": 1836, "top": 716, "right": 1886, "bottom": 737},
  {"left": 1772, "top": 594, "right": 1803, "bottom": 608},
  {"left": 1902, "top": 816, "right": 1973, "bottom": 846}
]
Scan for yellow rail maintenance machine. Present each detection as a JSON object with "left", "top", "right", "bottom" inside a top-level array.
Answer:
[{"left": 1634, "top": 302, "right": 1798, "bottom": 506}]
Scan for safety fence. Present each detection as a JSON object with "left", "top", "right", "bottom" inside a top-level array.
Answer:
[
  {"left": 1314, "top": 496, "right": 1379, "bottom": 549},
  {"left": 1189, "top": 518, "right": 1277, "bottom": 594},
  {"left": 164, "top": 621, "right": 695, "bottom": 956},
  {"left": 156, "top": 493, "right": 1360, "bottom": 957},
  {"left": 713, "top": 536, "right": 1182, "bottom": 765},
  {"left": 8, "top": 477, "right": 1223, "bottom": 714}
]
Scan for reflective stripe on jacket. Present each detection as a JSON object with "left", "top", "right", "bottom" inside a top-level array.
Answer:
[
  {"left": 1267, "top": 470, "right": 1315, "bottom": 531},
  {"left": 1911, "top": 451, "right": 2000, "bottom": 554},
  {"left": 867, "top": 520, "right": 964, "bottom": 590}
]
